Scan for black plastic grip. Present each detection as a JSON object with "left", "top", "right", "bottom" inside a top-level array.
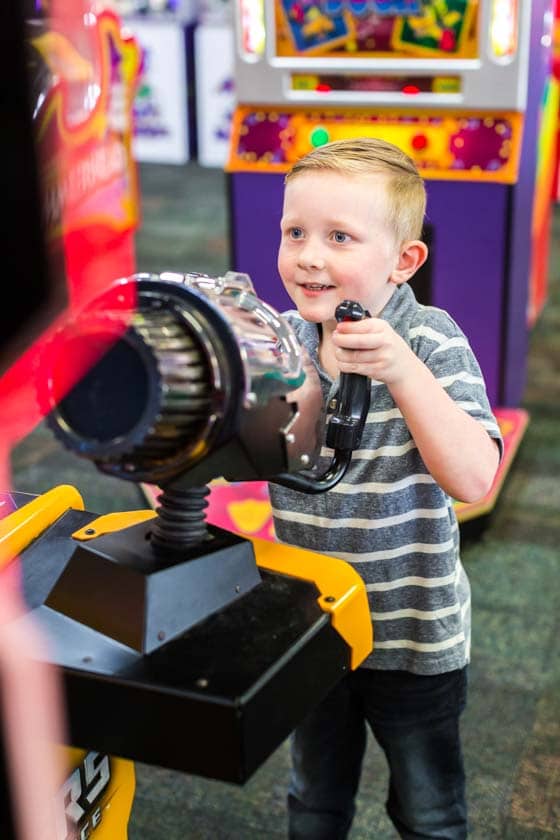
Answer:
[
  {"left": 326, "top": 300, "right": 371, "bottom": 451},
  {"left": 334, "top": 300, "right": 371, "bottom": 322}
]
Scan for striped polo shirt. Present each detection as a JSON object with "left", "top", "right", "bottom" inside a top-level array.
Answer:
[{"left": 268, "top": 283, "right": 503, "bottom": 676}]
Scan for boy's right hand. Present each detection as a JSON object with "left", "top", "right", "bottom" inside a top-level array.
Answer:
[{"left": 332, "top": 316, "right": 420, "bottom": 387}]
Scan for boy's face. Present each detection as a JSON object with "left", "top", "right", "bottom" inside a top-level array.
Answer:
[{"left": 278, "top": 170, "right": 402, "bottom": 326}]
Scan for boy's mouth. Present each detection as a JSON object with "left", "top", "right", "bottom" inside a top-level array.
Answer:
[{"left": 300, "top": 283, "right": 333, "bottom": 292}]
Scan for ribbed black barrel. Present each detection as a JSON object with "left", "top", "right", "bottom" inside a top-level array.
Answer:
[{"left": 48, "top": 306, "right": 214, "bottom": 472}]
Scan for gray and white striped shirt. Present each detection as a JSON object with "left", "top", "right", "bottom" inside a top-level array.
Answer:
[{"left": 268, "top": 283, "right": 502, "bottom": 676}]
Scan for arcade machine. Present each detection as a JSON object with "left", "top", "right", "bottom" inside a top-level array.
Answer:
[
  {"left": 4, "top": 273, "right": 374, "bottom": 836},
  {"left": 1, "top": 0, "right": 137, "bottom": 836},
  {"left": 2, "top": 1, "right": 373, "bottom": 837},
  {"left": 225, "top": 0, "right": 558, "bottom": 529},
  {"left": 2, "top": 0, "right": 142, "bottom": 447}
]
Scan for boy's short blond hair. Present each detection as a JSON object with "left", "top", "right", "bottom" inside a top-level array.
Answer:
[{"left": 285, "top": 137, "right": 427, "bottom": 245}]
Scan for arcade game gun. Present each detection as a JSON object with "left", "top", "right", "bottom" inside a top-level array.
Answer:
[
  {"left": 3, "top": 271, "right": 373, "bottom": 789},
  {"left": 0, "top": 3, "right": 372, "bottom": 834}
]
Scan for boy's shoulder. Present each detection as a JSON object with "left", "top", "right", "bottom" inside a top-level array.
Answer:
[
  {"left": 280, "top": 309, "right": 315, "bottom": 342},
  {"left": 281, "top": 308, "right": 304, "bottom": 325},
  {"left": 280, "top": 308, "right": 302, "bottom": 323},
  {"left": 410, "top": 301, "right": 465, "bottom": 336},
  {"left": 389, "top": 284, "right": 466, "bottom": 342}
]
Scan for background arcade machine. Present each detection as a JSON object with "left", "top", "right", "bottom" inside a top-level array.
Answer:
[
  {"left": 225, "top": 0, "right": 558, "bottom": 530},
  {"left": 1, "top": 1, "right": 373, "bottom": 837},
  {"left": 2, "top": 0, "right": 142, "bottom": 447}
]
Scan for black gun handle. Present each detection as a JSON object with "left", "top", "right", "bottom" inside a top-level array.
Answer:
[
  {"left": 326, "top": 301, "right": 371, "bottom": 451},
  {"left": 272, "top": 301, "right": 372, "bottom": 492}
]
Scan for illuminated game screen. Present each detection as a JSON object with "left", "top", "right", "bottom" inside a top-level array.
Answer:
[{"left": 275, "top": 0, "right": 479, "bottom": 60}]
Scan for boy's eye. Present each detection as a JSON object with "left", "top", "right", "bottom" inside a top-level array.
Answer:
[
  {"left": 332, "top": 231, "right": 349, "bottom": 243},
  {"left": 289, "top": 227, "right": 304, "bottom": 240}
]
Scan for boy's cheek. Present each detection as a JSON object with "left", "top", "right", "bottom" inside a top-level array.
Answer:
[
  {"left": 278, "top": 258, "right": 294, "bottom": 282},
  {"left": 277, "top": 253, "right": 289, "bottom": 279}
]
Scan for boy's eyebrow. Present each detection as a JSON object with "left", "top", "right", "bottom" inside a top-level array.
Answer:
[{"left": 281, "top": 213, "right": 357, "bottom": 228}]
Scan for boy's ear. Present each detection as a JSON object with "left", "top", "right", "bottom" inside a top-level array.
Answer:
[{"left": 390, "top": 240, "right": 428, "bottom": 285}]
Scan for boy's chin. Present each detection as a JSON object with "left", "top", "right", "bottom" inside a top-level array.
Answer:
[
  {"left": 289, "top": 292, "right": 334, "bottom": 319},
  {"left": 295, "top": 303, "right": 329, "bottom": 323},
  {"left": 300, "top": 310, "right": 336, "bottom": 328},
  {"left": 300, "top": 306, "right": 327, "bottom": 324}
]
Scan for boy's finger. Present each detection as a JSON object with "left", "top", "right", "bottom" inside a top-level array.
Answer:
[
  {"left": 334, "top": 334, "right": 382, "bottom": 352},
  {"left": 335, "top": 316, "right": 383, "bottom": 333}
]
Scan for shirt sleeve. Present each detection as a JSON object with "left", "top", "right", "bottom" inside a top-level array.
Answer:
[{"left": 410, "top": 312, "right": 504, "bottom": 459}]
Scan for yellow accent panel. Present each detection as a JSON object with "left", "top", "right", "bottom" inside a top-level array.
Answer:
[
  {"left": 72, "top": 509, "right": 156, "bottom": 540},
  {"left": 0, "top": 485, "right": 84, "bottom": 569},
  {"left": 250, "top": 536, "right": 373, "bottom": 669},
  {"left": 58, "top": 747, "right": 135, "bottom": 838},
  {"left": 86, "top": 757, "right": 135, "bottom": 840}
]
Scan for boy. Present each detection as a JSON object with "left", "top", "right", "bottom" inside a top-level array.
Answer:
[{"left": 268, "top": 137, "right": 502, "bottom": 839}]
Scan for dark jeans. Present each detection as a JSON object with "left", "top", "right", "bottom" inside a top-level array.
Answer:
[{"left": 288, "top": 666, "right": 468, "bottom": 840}]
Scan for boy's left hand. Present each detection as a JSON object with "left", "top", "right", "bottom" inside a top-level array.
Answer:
[{"left": 332, "top": 317, "right": 416, "bottom": 386}]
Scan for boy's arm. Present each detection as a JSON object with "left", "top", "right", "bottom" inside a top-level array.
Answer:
[
  {"left": 388, "top": 355, "right": 500, "bottom": 503},
  {"left": 332, "top": 317, "right": 500, "bottom": 503}
]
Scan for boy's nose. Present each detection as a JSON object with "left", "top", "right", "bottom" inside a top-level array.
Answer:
[{"left": 297, "top": 241, "right": 325, "bottom": 270}]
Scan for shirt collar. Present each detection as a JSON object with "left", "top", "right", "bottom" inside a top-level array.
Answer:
[
  {"left": 377, "top": 283, "right": 417, "bottom": 339},
  {"left": 292, "top": 283, "right": 417, "bottom": 379}
]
